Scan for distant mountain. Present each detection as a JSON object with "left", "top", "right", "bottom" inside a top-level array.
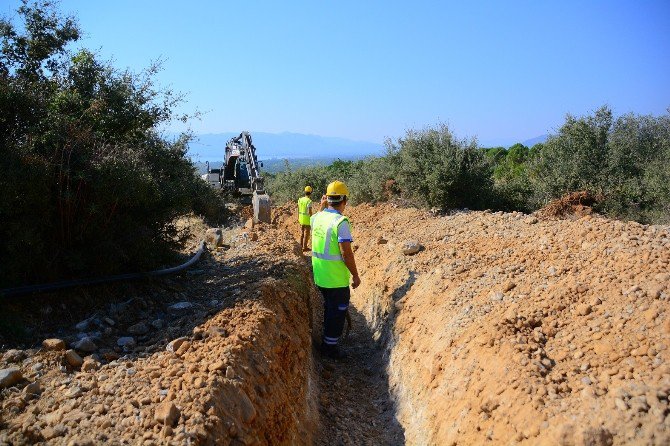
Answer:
[
  {"left": 522, "top": 134, "right": 549, "bottom": 147},
  {"left": 187, "top": 132, "right": 384, "bottom": 161}
]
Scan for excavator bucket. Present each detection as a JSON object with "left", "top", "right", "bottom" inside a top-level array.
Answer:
[{"left": 253, "top": 192, "right": 271, "bottom": 223}]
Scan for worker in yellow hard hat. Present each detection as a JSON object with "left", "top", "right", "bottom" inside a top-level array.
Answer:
[
  {"left": 310, "top": 180, "right": 360, "bottom": 360},
  {"left": 298, "top": 186, "right": 313, "bottom": 252}
]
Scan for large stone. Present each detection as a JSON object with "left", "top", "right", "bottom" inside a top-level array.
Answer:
[
  {"left": 117, "top": 337, "right": 136, "bottom": 350},
  {"left": 154, "top": 401, "right": 180, "bottom": 426},
  {"left": 206, "top": 228, "right": 223, "bottom": 247},
  {"left": 81, "top": 358, "right": 100, "bottom": 372},
  {"left": 42, "top": 338, "right": 66, "bottom": 351},
  {"left": 2, "top": 349, "right": 26, "bottom": 363},
  {"left": 64, "top": 350, "right": 83, "bottom": 368},
  {"left": 127, "top": 322, "right": 149, "bottom": 335},
  {"left": 166, "top": 337, "right": 188, "bottom": 353},
  {"left": 0, "top": 367, "right": 23, "bottom": 388},
  {"left": 23, "top": 381, "right": 42, "bottom": 396},
  {"left": 402, "top": 240, "right": 423, "bottom": 256},
  {"left": 576, "top": 304, "right": 592, "bottom": 316},
  {"left": 168, "top": 302, "right": 193, "bottom": 311},
  {"left": 75, "top": 319, "right": 91, "bottom": 331},
  {"left": 252, "top": 192, "right": 271, "bottom": 223},
  {"left": 74, "top": 337, "right": 97, "bottom": 353}
]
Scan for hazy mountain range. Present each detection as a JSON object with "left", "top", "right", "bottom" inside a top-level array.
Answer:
[
  {"left": 187, "top": 131, "right": 549, "bottom": 162},
  {"left": 187, "top": 132, "right": 385, "bottom": 161}
]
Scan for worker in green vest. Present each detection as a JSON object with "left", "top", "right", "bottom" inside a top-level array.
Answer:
[
  {"left": 298, "top": 186, "right": 313, "bottom": 251},
  {"left": 311, "top": 180, "right": 361, "bottom": 360}
]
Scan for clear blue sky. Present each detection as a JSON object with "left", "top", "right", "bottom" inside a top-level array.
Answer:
[{"left": 3, "top": 0, "right": 669, "bottom": 146}]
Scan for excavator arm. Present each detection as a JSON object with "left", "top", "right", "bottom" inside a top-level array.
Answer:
[{"left": 221, "top": 132, "right": 272, "bottom": 223}]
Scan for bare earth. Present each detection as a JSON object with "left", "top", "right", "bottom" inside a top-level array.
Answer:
[{"left": 1, "top": 203, "right": 669, "bottom": 445}]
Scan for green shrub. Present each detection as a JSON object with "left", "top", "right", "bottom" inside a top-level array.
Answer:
[
  {"left": 388, "top": 124, "right": 494, "bottom": 210},
  {"left": 0, "top": 1, "right": 222, "bottom": 287},
  {"left": 529, "top": 106, "right": 670, "bottom": 223}
]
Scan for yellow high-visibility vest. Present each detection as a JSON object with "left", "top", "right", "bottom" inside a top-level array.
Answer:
[
  {"left": 311, "top": 211, "right": 350, "bottom": 288},
  {"left": 297, "top": 196, "right": 312, "bottom": 225}
]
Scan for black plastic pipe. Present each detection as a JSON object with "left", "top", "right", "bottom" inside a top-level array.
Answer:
[{"left": 0, "top": 241, "right": 206, "bottom": 299}]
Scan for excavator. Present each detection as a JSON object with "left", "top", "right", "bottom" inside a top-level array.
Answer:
[{"left": 220, "top": 131, "right": 271, "bottom": 223}]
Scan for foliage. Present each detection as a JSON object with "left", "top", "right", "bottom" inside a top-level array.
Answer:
[
  {"left": 267, "top": 124, "right": 496, "bottom": 210},
  {"left": 0, "top": 1, "right": 222, "bottom": 287},
  {"left": 267, "top": 110, "right": 670, "bottom": 225},
  {"left": 387, "top": 124, "right": 494, "bottom": 209},
  {"left": 530, "top": 106, "right": 670, "bottom": 223}
]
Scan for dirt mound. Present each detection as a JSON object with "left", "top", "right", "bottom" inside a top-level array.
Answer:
[
  {"left": 275, "top": 201, "right": 670, "bottom": 444},
  {"left": 341, "top": 203, "right": 669, "bottom": 445},
  {"left": 537, "top": 191, "right": 599, "bottom": 220},
  {"left": 0, "top": 219, "right": 320, "bottom": 445}
]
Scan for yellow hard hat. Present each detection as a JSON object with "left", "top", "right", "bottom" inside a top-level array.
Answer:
[
  {"left": 304, "top": 186, "right": 313, "bottom": 193},
  {"left": 326, "top": 180, "right": 349, "bottom": 197}
]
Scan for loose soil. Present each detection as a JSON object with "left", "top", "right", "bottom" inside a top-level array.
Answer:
[{"left": 2, "top": 202, "right": 669, "bottom": 445}]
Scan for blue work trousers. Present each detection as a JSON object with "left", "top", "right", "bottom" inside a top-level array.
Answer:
[{"left": 318, "top": 286, "right": 350, "bottom": 346}]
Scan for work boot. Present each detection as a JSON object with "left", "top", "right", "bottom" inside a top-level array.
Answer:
[{"left": 320, "top": 343, "right": 347, "bottom": 360}]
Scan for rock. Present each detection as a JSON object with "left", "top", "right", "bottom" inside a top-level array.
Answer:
[
  {"left": 402, "top": 240, "right": 422, "bottom": 256},
  {"left": 168, "top": 302, "right": 193, "bottom": 311},
  {"left": 175, "top": 341, "right": 191, "bottom": 356},
  {"left": 377, "top": 237, "right": 388, "bottom": 244},
  {"left": 127, "top": 322, "right": 149, "bottom": 335},
  {"left": 42, "top": 425, "right": 66, "bottom": 440},
  {"left": 42, "top": 338, "right": 66, "bottom": 351},
  {"left": 151, "top": 319, "right": 164, "bottom": 329},
  {"left": 2, "top": 349, "right": 26, "bottom": 363},
  {"left": 238, "top": 389, "right": 257, "bottom": 423},
  {"left": 625, "top": 285, "right": 640, "bottom": 295},
  {"left": 23, "top": 381, "right": 41, "bottom": 396},
  {"left": 75, "top": 319, "right": 91, "bottom": 331},
  {"left": 0, "top": 367, "right": 23, "bottom": 388},
  {"left": 155, "top": 401, "right": 180, "bottom": 426},
  {"left": 576, "top": 304, "right": 592, "bottom": 316},
  {"left": 117, "top": 337, "right": 136, "bottom": 350},
  {"left": 490, "top": 292, "right": 504, "bottom": 302},
  {"left": 81, "top": 358, "right": 100, "bottom": 372},
  {"left": 167, "top": 337, "right": 188, "bottom": 353},
  {"left": 250, "top": 232, "right": 259, "bottom": 241},
  {"left": 206, "top": 228, "right": 223, "bottom": 247},
  {"left": 590, "top": 297, "right": 602, "bottom": 306},
  {"left": 502, "top": 281, "right": 516, "bottom": 292},
  {"left": 74, "top": 337, "right": 97, "bottom": 353},
  {"left": 244, "top": 218, "right": 254, "bottom": 230},
  {"left": 66, "top": 386, "right": 82, "bottom": 398},
  {"left": 614, "top": 398, "right": 628, "bottom": 411},
  {"left": 208, "top": 361, "right": 226, "bottom": 372},
  {"left": 65, "top": 350, "right": 83, "bottom": 368},
  {"left": 226, "top": 366, "right": 236, "bottom": 379},
  {"left": 578, "top": 427, "right": 613, "bottom": 446},
  {"left": 103, "top": 317, "right": 115, "bottom": 326}
]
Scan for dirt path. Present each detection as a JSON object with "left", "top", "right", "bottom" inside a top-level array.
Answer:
[{"left": 315, "top": 304, "right": 404, "bottom": 445}]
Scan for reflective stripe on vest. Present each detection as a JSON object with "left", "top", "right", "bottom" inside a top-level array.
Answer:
[{"left": 311, "top": 211, "right": 350, "bottom": 288}]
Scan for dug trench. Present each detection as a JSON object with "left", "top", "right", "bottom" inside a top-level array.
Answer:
[{"left": 1, "top": 203, "right": 669, "bottom": 445}]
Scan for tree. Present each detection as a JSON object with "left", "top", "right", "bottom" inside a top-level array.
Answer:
[{"left": 0, "top": 1, "right": 222, "bottom": 287}]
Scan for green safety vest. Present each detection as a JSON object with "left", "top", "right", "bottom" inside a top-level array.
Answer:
[
  {"left": 311, "top": 211, "right": 351, "bottom": 288},
  {"left": 297, "top": 196, "right": 312, "bottom": 225}
]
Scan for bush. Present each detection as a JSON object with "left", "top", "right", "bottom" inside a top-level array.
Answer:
[
  {"left": 388, "top": 124, "right": 494, "bottom": 210},
  {"left": 530, "top": 106, "right": 670, "bottom": 223},
  {"left": 0, "top": 1, "right": 222, "bottom": 287}
]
